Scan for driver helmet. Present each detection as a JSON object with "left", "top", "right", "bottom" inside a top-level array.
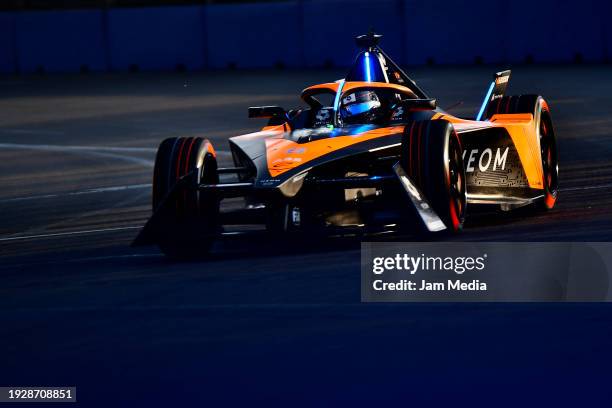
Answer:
[{"left": 340, "top": 90, "right": 383, "bottom": 125}]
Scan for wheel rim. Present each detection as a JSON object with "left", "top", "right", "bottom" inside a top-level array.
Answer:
[
  {"left": 539, "top": 113, "right": 558, "bottom": 197},
  {"left": 448, "top": 133, "right": 466, "bottom": 227}
]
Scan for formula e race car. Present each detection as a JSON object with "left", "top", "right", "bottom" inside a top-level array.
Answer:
[{"left": 133, "top": 32, "right": 558, "bottom": 258}]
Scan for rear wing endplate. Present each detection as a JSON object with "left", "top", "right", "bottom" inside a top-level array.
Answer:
[{"left": 476, "top": 70, "right": 511, "bottom": 121}]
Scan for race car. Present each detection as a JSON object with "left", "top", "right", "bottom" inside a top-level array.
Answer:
[{"left": 133, "top": 32, "right": 558, "bottom": 258}]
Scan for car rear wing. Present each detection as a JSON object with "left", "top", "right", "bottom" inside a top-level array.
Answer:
[{"left": 476, "top": 70, "right": 511, "bottom": 121}]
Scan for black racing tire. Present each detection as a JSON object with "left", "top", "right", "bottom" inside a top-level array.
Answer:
[
  {"left": 486, "top": 95, "right": 559, "bottom": 209},
  {"left": 485, "top": 94, "right": 537, "bottom": 119},
  {"left": 537, "top": 100, "right": 559, "bottom": 209},
  {"left": 152, "top": 137, "right": 220, "bottom": 259},
  {"left": 400, "top": 120, "right": 466, "bottom": 232}
]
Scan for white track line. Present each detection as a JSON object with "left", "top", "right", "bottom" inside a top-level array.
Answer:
[
  {"left": 0, "top": 142, "right": 155, "bottom": 167},
  {"left": 560, "top": 183, "right": 612, "bottom": 192},
  {"left": 0, "top": 183, "right": 151, "bottom": 203},
  {"left": 0, "top": 225, "right": 143, "bottom": 242},
  {"left": 0, "top": 142, "right": 231, "bottom": 165},
  {"left": 0, "top": 142, "right": 156, "bottom": 153},
  {"left": 86, "top": 151, "right": 154, "bottom": 167},
  {"left": 0, "top": 227, "right": 253, "bottom": 243},
  {"left": 0, "top": 129, "right": 66, "bottom": 136}
]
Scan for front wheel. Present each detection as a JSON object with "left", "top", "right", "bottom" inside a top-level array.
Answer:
[
  {"left": 152, "top": 137, "right": 220, "bottom": 259},
  {"left": 400, "top": 120, "right": 467, "bottom": 232}
]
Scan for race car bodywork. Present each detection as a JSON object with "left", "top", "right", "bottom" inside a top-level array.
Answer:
[{"left": 133, "top": 33, "right": 558, "bottom": 258}]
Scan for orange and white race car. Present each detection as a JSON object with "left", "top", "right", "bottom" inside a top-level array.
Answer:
[{"left": 134, "top": 32, "right": 558, "bottom": 258}]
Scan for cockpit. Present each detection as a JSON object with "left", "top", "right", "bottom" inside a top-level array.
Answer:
[
  {"left": 292, "top": 80, "right": 423, "bottom": 129},
  {"left": 250, "top": 33, "right": 436, "bottom": 131}
]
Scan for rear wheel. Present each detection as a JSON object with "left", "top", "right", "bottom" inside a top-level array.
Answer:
[
  {"left": 400, "top": 120, "right": 466, "bottom": 232},
  {"left": 537, "top": 100, "right": 558, "bottom": 209},
  {"left": 152, "top": 137, "right": 220, "bottom": 259},
  {"left": 487, "top": 95, "right": 558, "bottom": 209}
]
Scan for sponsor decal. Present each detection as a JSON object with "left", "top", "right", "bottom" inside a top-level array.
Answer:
[
  {"left": 391, "top": 106, "right": 404, "bottom": 120},
  {"left": 496, "top": 75, "right": 509, "bottom": 85},
  {"left": 380, "top": 56, "right": 388, "bottom": 71},
  {"left": 462, "top": 147, "right": 509, "bottom": 173},
  {"left": 272, "top": 157, "right": 302, "bottom": 164},
  {"left": 258, "top": 178, "right": 279, "bottom": 186},
  {"left": 315, "top": 109, "right": 331, "bottom": 121},
  {"left": 342, "top": 94, "right": 357, "bottom": 105},
  {"left": 293, "top": 128, "right": 333, "bottom": 139}
]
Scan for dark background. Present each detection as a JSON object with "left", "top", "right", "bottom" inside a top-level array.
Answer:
[
  {"left": 1, "top": 1, "right": 612, "bottom": 406},
  {"left": 0, "top": 0, "right": 609, "bottom": 75},
  {"left": 0, "top": 0, "right": 271, "bottom": 9}
]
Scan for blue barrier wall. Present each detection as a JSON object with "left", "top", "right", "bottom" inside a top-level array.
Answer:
[
  {"left": 0, "top": 1, "right": 608, "bottom": 74},
  {"left": 107, "top": 6, "right": 205, "bottom": 71},
  {"left": 15, "top": 10, "right": 106, "bottom": 73},
  {"left": 607, "top": 16, "right": 612, "bottom": 62},
  {"left": 205, "top": 2, "right": 300, "bottom": 69},
  {"left": 302, "top": 0, "right": 404, "bottom": 67},
  {"left": 505, "top": 0, "right": 604, "bottom": 63},
  {"left": 0, "top": 13, "right": 16, "bottom": 74},
  {"left": 403, "top": 1, "right": 506, "bottom": 65}
]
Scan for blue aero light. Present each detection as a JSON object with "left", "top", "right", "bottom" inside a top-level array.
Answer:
[
  {"left": 476, "top": 81, "right": 495, "bottom": 121},
  {"left": 364, "top": 52, "right": 372, "bottom": 82}
]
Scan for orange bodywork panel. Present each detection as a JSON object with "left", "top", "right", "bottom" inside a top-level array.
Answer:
[
  {"left": 262, "top": 124, "right": 289, "bottom": 132},
  {"left": 261, "top": 81, "right": 543, "bottom": 189},
  {"left": 265, "top": 126, "right": 404, "bottom": 177},
  {"left": 302, "top": 82, "right": 339, "bottom": 94},
  {"left": 492, "top": 114, "right": 543, "bottom": 189},
  {"left": 301, "top": 81, "right": 417, "bottom": 101},
  {"left": 441, "top": 113, "right": 543, "bottom": 189}
]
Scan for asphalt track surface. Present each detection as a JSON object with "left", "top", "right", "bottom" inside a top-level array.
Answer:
[{"left": 1, "top": 67, "right": 612, "bottom": 406}]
